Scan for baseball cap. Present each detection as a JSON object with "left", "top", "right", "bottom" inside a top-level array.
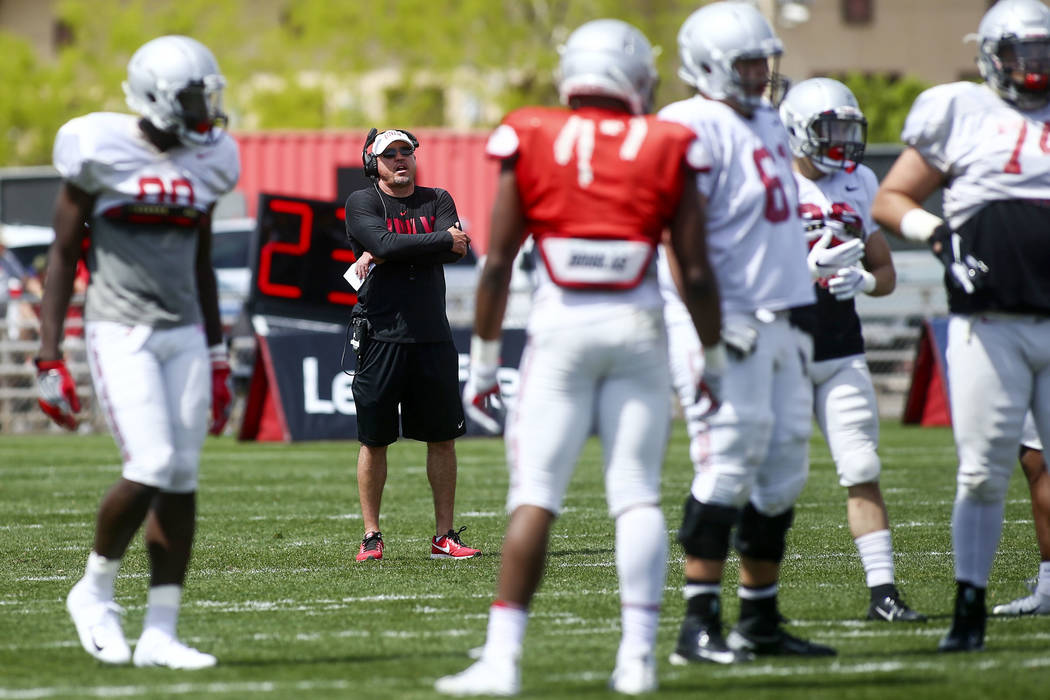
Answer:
[{"left": 372, "top": 130, "right": 415, "bottom": 156}]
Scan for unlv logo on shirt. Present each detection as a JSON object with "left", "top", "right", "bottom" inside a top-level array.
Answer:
[{"left": 386, "top": 215, "right": 436, "bottom": 234}]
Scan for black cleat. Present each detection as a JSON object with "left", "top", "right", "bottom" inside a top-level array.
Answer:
[
  {"left": 938, "top": 582, "right": 986, "bottom": 653},
  {"left": 727, "top": 625, "right": 837, "bottom": 657},
  {"left": 938, "top": 615, "right": 985, "bottom": 652},
  {"left": 669, "top": 615, "right": 754, "bottom": 665},
  {"left": 868, "top": 593, "right": 927, "bottom": 622}
]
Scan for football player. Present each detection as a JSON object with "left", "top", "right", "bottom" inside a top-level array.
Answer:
[
  {"left": 873, "top": 0, "right": 1050, "bottom": 651},
  {"left": 779, "top": 77, "right": 925, "bottom": 623},
  {"left": 435, "top": 18, "right": 721, "bottom": 696},
  {"left": 993, "top": 413, "right": 1050, "bottom": 615},
  {"left": 36, "top": 35, "right": 238, "bottom": 668},
  {"left": 657, "top": 0, "right": 835, "bottom": 665}
]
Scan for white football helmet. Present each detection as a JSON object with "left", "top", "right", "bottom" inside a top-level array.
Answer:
[
  {"left": 969, "top": 0, "right": 1050, "bottom": 110},
  {"left": 677, "top": 1, "right": 786, "bottom": 114},
  {"left": 123, "top": 35, "right": 228, "bottom": 147},
  {"left": 780, "top": 77, "right": 867, "bottom": 174},
  {"left": 556, "top": 18, "right": 659, "bottom": 115}
]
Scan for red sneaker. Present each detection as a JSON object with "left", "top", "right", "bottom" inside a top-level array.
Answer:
[
  {"left": 431, "top": 526, "right": 480, "bottom": 559},
  {"left": 356, "top": 531, "right": 384, "bottom": 562}
]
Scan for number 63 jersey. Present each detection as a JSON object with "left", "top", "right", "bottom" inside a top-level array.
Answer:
[
  {"left": 485, "top": 105, "right": 706, "bottom": 328},
  {"left": 657, "top": 96, "right": 814, "bottom": 317},
  {"left": 53, "top": 111, "right": 240, "bottom": 328}
]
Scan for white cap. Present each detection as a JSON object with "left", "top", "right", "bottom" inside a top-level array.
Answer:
[{"left": 372, "top": 130, "right": 415, "bottom": 156}]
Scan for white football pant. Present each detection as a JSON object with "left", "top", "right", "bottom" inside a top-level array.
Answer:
[
  {"left": 86, "top": 321, "right": 209, "bottom": 493},
  {"left": 505, "top": 307, "right": 671, "bottom": 517}
]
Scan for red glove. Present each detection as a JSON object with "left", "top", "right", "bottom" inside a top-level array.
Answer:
[
  {"left": 35, "top": 359, "right": 81, "bottom": 430},
  {"left": 209, "top": 345, "right": 232, "bottom": 436}
]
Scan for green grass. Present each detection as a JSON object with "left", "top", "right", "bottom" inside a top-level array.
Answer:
[{"left": 1, "top": 421, "right": 1047, "bottom": 699}]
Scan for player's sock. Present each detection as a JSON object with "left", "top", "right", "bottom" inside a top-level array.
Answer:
[
  {"left": 142, "top": 585, "right": 182, "bottom": 638},
  {"left": 480, "top": 601, "right": 527, "bottom": 663},
  {"left": 81, "top": 551, "right": 121, "bottom": 600},
  {"left": 614, "top": 506, "right": 666, "bottom": 664},
  {"left": 855, "top": 529, "right": 895, "bottom": 591},
  {"left": 952, "top": 496, "right": 1005, "bottom": 587},
  {"left": 1037, "top": 561, "right": 1050, "bottom": 599}
]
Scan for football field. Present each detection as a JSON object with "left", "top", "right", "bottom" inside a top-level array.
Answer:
[{"left": 2, "top": 420, "right": 1047, "bottom": 699}]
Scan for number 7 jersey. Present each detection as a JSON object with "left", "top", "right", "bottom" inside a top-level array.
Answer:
[{"left": 485, "top": 105, "right": 704, "bottom": 312}]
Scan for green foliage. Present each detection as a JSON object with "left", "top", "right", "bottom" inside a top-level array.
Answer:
[
  {"left": 0, "top": 0, "right": 709, "bottom": 166},
  {"left": 840, "top": 72, "right": 932, "bottom": 145},
  {"left": 1, "top": 422, "right": 1048, "bottom": 698}
]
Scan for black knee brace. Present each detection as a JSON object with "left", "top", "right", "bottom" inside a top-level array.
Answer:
[
  {"left": 677, "top": 496, "right": 738, "bottom": 559},
  {"left": 734, "top": 502, "right": 794, "bottom": 563}
]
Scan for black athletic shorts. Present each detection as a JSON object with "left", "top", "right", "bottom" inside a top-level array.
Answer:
[{"left": 352, "top": 339, "right": 466, "bottom": 446}]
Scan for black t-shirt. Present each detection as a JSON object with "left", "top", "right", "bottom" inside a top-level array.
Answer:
[
  {"left": 345, "top": 184, "right": 461, "bottom": 343},
  {"left": 790, "top": 285, "right": 864, "bottom": 362},
  {"left": 947, "top": 200, "right": 1050, "bottom": 316}
]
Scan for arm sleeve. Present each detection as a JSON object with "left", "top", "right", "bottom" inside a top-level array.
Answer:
[
  {"left": 409, "top": 189, "right": 463, "bottom": 265},
  {"left": 345, "top": 189, "right": 453, "bottom": 261}
]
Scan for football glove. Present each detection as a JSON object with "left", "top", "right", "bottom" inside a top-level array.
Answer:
[
  {"left": 807, "top": 227, "right": 864, "bottom": 280},
  {"left": 693, "top": 343, "right": 728, "bottom": 420},
  {"left": 35, "top": 358, "right": 81, "bottom": 430},
  {"left": 209, "top": 344, "right": 232, "bottom": 436},
  {"left": 827, "top": 265, "right": 876, "bottom": 301},
  {"left": 462, "top": 336, "right": 505, "bottom": 435},
  {"left": 929, "top": 224, "right": 988, "bottom": 295}
]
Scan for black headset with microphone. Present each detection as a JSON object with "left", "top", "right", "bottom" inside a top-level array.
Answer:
[{"left": 361, "top": 127, "right": 420, "bottom": 180}]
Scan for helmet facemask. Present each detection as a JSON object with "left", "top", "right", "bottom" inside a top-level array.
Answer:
[
  {"left": 984, "top": 37, "right": 1050, "bottom": 109},
  {"left": 802, "top": 111, "right": 867, "bottom": 174},
  {"left": 123, "top": 35, "right": 228, "bottom": 148},
  {"left": 728, "top": 52, "right": 788, "bottom": 115}
]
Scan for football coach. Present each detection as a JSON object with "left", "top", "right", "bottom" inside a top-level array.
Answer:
[{"left": 344, "top": 128, "right": 480, "bottom": 563}]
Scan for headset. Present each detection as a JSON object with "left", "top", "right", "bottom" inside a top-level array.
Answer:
[{"left": 361, "top": 127, "right": 420, "bottom": 180}]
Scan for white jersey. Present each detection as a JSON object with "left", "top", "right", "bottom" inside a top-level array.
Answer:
[
  {"left": 795, "top": 164, "right": 879, "bottom": 244},
  {"left": 657, "top": 96, "right": 814, "bottom": 317},
  {"left": 902, "top": 82, "right": 1050, "bottom": 230},
  {"left": 53, "top": 112, "right": 240, "bottom": 327}
]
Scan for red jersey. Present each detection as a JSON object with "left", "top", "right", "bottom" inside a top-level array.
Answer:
[{"left": 486, "top": 106, "right": 702, "bottom": 290}]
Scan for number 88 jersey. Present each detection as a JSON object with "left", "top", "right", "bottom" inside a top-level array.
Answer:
[
  {"left": 657, "top": 97, "right": 814, "bottom": 316},
  {"left": 485, "top": 105, "right": 704, "bottom": 293}
]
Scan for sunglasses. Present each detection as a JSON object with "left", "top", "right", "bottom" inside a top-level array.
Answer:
[{"left": 379, "top": 146, "right": 415, "bottom": 158}]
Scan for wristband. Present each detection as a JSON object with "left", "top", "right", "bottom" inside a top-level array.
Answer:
[
  {"left": 899, "top": 208, "right": 943, "bottom": 243},
  {"left": 702, "top": 343, "right": 727, "bottom": 373},
  {"left": 209, "top": 343, "right": 228, "bottom": 364},
  {"left": 860, "top": 269, "right": 877, "bottom": 294},
  {"left": 470, "top": 335, "right": 500, "bottom": 369}
]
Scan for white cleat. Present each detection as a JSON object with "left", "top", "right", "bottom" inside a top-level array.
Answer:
[
  {"left": 66, "top": 582, "right": 131, "bottom": 665},
  {"left": 133, "top": 629, "right": 217, "bottom": 669},
  {"left": 992, "top": 592, "right": 1050, "bottom": 616},
  {"left": 434, "top": 658, "right": 520, "bottom": 697},
  {"left": 609, "top": 656, "right": 657, "bottom": 695}
]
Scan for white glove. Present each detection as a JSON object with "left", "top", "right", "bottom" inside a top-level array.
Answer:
[
  {"left": 692, "top": 343, "right": 727, "bottom": 420},
  {"left": 462, "top": 336, "right": 505, "bottom": 435},
  {"left": 827, "top": 265, "right": 876, "bottom": 301},
  {"left": 807, "top": 228, "right": 864, "bottom": 280}
]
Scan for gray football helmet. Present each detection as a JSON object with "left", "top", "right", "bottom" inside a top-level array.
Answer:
[
  {"left": 677, "top": 1, "right": 786, "bottom": 114},
  {"left": 123, "top": 35, "right": 228, "bottom": 147},
  {"left": 780, "top": 77, "right": 867, "bottom": 174},
  {"left": 969, "top": 0, "right": 1050, "bottom": 110},
  {"left": 556, "top": 18, "right": 659, "bottom": 115}
]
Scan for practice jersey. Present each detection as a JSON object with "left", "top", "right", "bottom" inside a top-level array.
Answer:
[
  {"left": 788, "top": 166, "right": 879, "bottom": 361},
  {"left": 345, "top": 185, "right": 459, "bottom": 343},
  {"left": 657, "top": 96, "right": 814, "bottom": 318},
  {"left": 903, "top": 82, "right": 1050, "bottom": 315},
  {"left": 53, "top": 112, "right": 240, "bottom": 328},
  {"left": 485, "top": 105, "right": 704, "bottom": 333}
]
